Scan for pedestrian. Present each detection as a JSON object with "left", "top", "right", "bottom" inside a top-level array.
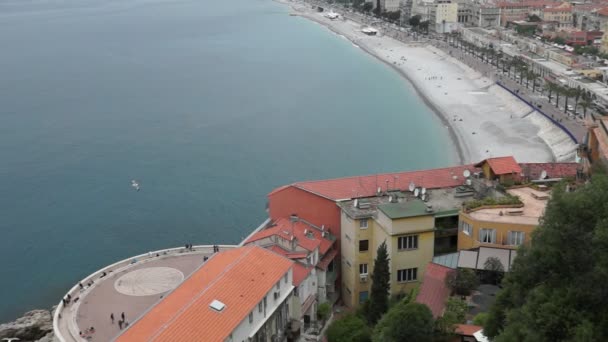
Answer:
[
  {"left": 121, "top": 312, "right": 125, "bottom": 321},
  {"left": 111, "top": 313, "right": 114, "bottom": 324},
  {"left": 118, "top": 320, "right": 123, "bottom": 330},
  {"left": 79, "top": 282, "right": 84, "bottom": 290},
  {"left": 62, "top": 298, "right": 67, "bottom": 306},
  {"left": 67, "top": 294, "right": 71, "bottom": 301}
]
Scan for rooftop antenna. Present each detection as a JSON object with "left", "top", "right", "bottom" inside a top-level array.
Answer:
[
  {"left": 463, "top": 169, "right": 471, "bottom": 178},
  {"left": 409, "top": 181, "right": 416, "bottom": 192},
  {"left": 414, "top": 188, "right": 420, "bottom": 197},
  {"left": 540, "top": 170, "right": 547, "bottom": 180}
]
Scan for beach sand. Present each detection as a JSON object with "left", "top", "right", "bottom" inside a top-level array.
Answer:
[{"left": 284, "top": 1, "right": 578, "bottom": 164}]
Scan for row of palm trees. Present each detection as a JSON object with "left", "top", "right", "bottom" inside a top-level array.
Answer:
[{"left": 445, "top": 33, "right": 595, "bottom": 118}]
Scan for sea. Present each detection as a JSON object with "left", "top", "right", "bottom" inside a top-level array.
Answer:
[{"left": 0, "top": 0, "right": 455, "bottom": 321}]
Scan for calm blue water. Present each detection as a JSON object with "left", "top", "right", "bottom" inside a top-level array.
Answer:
[{"left": 0, "top": 0, "right": 454, "bottom": 321}]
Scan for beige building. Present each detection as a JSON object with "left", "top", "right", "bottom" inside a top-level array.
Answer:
[
  {"left": 542, "top": 2, "right": 573, "bottom": 30},
  {"left": 457, "top": 187, "right": 548, "bottom": 251},
  {"left": 431, "top": 0, "right": 459, "bottom": 33}
]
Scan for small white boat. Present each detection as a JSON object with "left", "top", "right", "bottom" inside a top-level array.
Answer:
[{"left": 131, "top": 180, "right": 140, "bottom": 191}]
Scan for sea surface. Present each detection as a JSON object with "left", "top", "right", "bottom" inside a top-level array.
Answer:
[{"left": 0, "top": 0, "right": 455, "bottom": 321}]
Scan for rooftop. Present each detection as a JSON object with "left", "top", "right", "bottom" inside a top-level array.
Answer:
[
  {"left": 117, "top": 246, "right": 293, "bottom": 342},
  {"left": 378, "top": 199, "right": 430, "bottom": 219},
  {"left": 245, "top": 217, "right": 334, "bottom": 255},
  {"left": 270, "top": 164, "right": 479, "bottom": 201},
  {"left": 476, "top": 156, "right": 522, "bottom": 175},
  {"left": 339, "top": 187, "right": 476, "bottom": 220},
  {"left": 54, "top": 245, "right": 237, "bottom": 342},
  {"left": 466, "top": 187, "right": 549, "bottom": 226},
  {"left": 415, "top": 263, "right": 453, "bottom": 318}
]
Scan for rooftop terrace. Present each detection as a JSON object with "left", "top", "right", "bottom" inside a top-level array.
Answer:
[
  {"left": 53, "top": 245, "right": 237, "bottom": 342},
  {"left": 466, "top": 187, "right": 549, "bottom": 226}
]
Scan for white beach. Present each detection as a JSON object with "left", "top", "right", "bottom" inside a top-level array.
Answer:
[{"left": 284, "top": 2, "right": 578, "bottom": 164}]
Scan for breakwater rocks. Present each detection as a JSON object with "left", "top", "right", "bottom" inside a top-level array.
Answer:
[{"left": 0, "top": 309, "right": 54, "bottom": 342}]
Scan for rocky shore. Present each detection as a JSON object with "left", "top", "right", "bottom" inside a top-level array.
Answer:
[{"left": 0, "top": 309, "right": 55, "bottom": 342}]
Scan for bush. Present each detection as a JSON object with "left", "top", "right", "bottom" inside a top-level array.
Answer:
[
  {"left": 473, "top": 312, "right": 489, "bottom": 326},
  {"left": 326, "top": 314, "right": 372, "bottom": 342},
  {"left": 436, "top": 297, "right": 468, "bottom": 333},
  {"left": 464, "top": 195, "right": 522, "bottom": 210},
  {"left": 317, "top": 302, "right": 332, "bottom": 322},
  {"left": 373, "top": 302, "right": 434, "bottom": 342},
  {"left": 446, "top": 269, "right": 479, "bottom": 296}
]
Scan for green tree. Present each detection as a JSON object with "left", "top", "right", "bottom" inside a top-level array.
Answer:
[
  {"left": 317, "top": 302, "right": 332, "bottom": 322},
  {"left": 366, "top": 241, "right": 390, "bottom": 324},
  {"left": 373, "top": 302, "right": 435, "bottom": 342},
  {"left": 446, "top": 268, "right": 479, "bottom": 296},
  {"left": 473, "top": 312, "right": 489, "bottom": 326},
  {"left": 436, "top": 297, "right": 468, "bottom": 334},
  {"left": 528, "top": 14, "right": 541, "bottom": 22},
  {"left": 484, "top": 256, "right": 505, "bottom": 285},
  {"left": 409, "top": 14, "right": 421, "bottom": 27},
  {"left": 326, "top": 314, "right": 372, "bottom": 342},
  {"left": 485, "top": 173, "right": 608, "bottom": 341}
]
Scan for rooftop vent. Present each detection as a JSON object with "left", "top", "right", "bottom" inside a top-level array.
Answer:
[
  {"left": 210, "top": 300, "right": 226, "bottom": 312},
  {"left": 358, "top": 200, "right": 371, "bottom": 209}
]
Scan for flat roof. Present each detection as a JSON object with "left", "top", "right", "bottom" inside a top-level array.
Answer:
[
  {"left": 378, "top": 199, "right": 430, "bottom": 219},
  {"left": 467, "top": 187, "right": 549, "bottom": 226}
]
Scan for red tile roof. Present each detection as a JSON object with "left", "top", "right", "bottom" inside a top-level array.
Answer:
[
  {"left": 455, "top": 324, "right": 483, "bottom": 336},
  {"left": 246, "top": 218, "right": 333, "bottom": 254},
  {"left": 476, "top": 156, "right": 522, "bottom": 175},
  {"left": 268, "top": 245, "right": 308, "bottom": 259},
  {"left": 117, "top": 246, "right": 293, "bottom": 342},
  {"left": 519, "top": 162, "right": 579, "bottom": 180},
  {"left": 415, "top": 263, "right": 453, "bottom": 318},
  {"left": 292, "top": 262, "right": 313, "bottom": 286},
  {"left": 317, "top": 249, "right": 338, "bottom": 271},
  {"left": 273, "top": 165, "right": 478, "bottom": 201},
  {"left": 597, "top": 7, "right": 608, "bottom": 16}
]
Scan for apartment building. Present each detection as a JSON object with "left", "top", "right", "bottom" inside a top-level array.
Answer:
[
  {"left": 116, "top": 246, "right": 294, "bottom": 342},
  {"left": 542, "top": 2, "right": 573, "bottom": 29},
  {"left": 430, "top": 0, "right": 460, "bottom": 33}
]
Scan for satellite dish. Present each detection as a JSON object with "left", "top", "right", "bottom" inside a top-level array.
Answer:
[
  {"left": 414, "top": 188, "right": 420, "bottom": 197},
  {"left": 377, "top": 187, "right": 382, "bottom": 194},
  {"left": 388, "top": 195, "right": 393, "bottom": 203},
  {"left": 421, "top": 187, "right": 427, "bottom": 195},
  {"left": 540, "top": 170, "right": 547, "bottom": 180},
  {"left": 408, "top": 182, "right": 415, "bottom": 192},
  {"left": 463, "top": 169, "right": 471, "bottom": 178},
  {"left": 466, "top": 179, "right": 472, "bottom": 186}
]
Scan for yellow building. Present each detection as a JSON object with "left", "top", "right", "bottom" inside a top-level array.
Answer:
[
  {"left": 541, "top": 2, "right": 573, "bottom": 30},
  {"left": 457, "top": 187, "right": 548, "bottom": 251},
  {"left": 339, "top": 192, "right": 463, "bottom": 308}
]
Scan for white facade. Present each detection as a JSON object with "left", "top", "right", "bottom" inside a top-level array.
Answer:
[
  {"left": 229, "top": 269, "right": 294, "bottom": 342},
  {"left": 431, "top": 1, "right": 459, "bottom": 33},
  {"left": 381, "top": 0, "right": 402, "bottom": 12}
]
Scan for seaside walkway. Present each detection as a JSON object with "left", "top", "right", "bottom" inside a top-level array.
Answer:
[{"left": 53, "top": 244, "right": 237, "bottom": 342}]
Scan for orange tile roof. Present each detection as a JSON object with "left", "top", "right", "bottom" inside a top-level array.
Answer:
[
  {"left": 476, "top": 156, "right": 522, "bottom": 175},
  {"left": 273, "top": 165, "right": 478, "bottom": 201},
  {"left": 455, "top": 324, "right": 483, "bottom": 336},
  {"left": 267, "top": 245, "right": 308, "bottom": 259},
  {"left": 415, "top": 263, "right": 453, "bottom": 318},
  {"left": 117, "top": 246, "right": 293, "bottom": 342},
  {"left": 246, "top": 218, "right": 333, "bottom": 254},
  {"left": 292, "top": 262, "right": 313, "bottom": 286}
]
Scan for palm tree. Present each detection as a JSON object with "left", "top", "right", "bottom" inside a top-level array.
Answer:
[
  {"left": 580, "top": 97, "right": 592, "bottom": 119},
  {"left": 554, "top": 84, "right": 563, "bottom": 106},
  {"left": 563, "top": 87, "right": 577, "bottom": 114},
  {"left": 573, "top": 86, "right": 582, "bottom": 110},
  {"left": 544, "top": 82, "right": 554, "bottom": 101},
  {"left": 527, "top": 71, "right": 539, "bottom": 92}
]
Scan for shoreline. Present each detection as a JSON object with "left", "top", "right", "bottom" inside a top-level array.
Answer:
[
  {"left": 282, "top": 0, "right": 577, "bottom": 163},
  {"left": 291, "top": 9, "right": 466, "bottom": 164}
]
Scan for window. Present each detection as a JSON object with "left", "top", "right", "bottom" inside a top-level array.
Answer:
[
  {"left": 359, "top": 291, "right": 369, "bottom": 303},
  {"left": 359, "top": 240, "right": 369, "bottom": 252},
  {"left": 284, "top": 273, "right": 288, "bottom": 284},
  {"left": 479, "top": 228, "right": 496, "bottom": 244},
  {"left": 258, "top": 302, "right": 263, "bottom": 313},
  {"left": 460, "top": 221, "right": 472, "bottom": 236},
  {"left": 276, "top": 281, "right": 280, "bottom": 290},
  {"left": 249, "top": 312, "right": 253, "bottom": 323},
  {"left": 359, "top": 219, "right": 368, "bottom": 229},
  {"left": 398, "top": 235, "right": 418, "bottom": 250},
  {"left": 397, "top": 268, "right": 418, "bottom": 282},
  {"left": 359, "top": 263, "right": 368, "bottom": 275},
  {"left": 508, "top": 231, "right": 525, "bottom": 245}
]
